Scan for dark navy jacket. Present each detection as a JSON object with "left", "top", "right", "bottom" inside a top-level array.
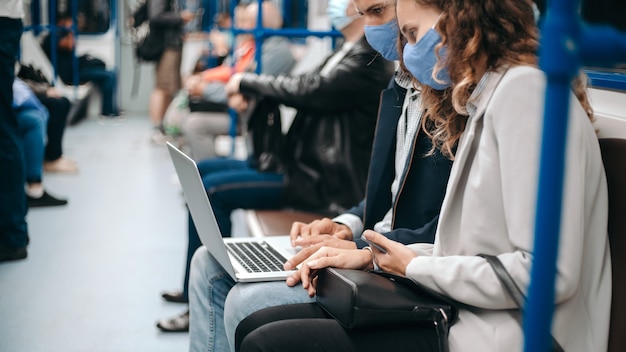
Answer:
[{"left": 348, "top": 78, "right": 453, "bottom": 248}]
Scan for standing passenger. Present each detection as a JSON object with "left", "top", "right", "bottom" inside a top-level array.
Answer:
[
  {"left": 149, "top": 0, "right": 194, "bottom": 143},
  {"left": 0, "top": 0, "right": 28, "bottom": 263}
]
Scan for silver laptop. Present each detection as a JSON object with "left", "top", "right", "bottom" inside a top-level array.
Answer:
[{"left": 166, "top": 142, "right": 297, "bottom": 282}]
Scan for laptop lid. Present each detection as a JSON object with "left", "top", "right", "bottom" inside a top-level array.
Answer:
[{"left": 166, "top": 142, "right": 296, "bottom": 282}]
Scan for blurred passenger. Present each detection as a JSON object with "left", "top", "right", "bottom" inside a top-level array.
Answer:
[
  {"left": 236, "top": 0, "right": 611, "bottom": 351},
  {"left": 155, "top": 0, "right": 394, "bottom": 335},
  {"left": 176, "top": 1, "right": 296, "bottom": 160},
  {"left": 41, "top": 15, "right": 120, "bottom": 118},
  {"left": 192, "top": 12, "right": 234, "bottom": 73},
  {"left": 0, "top": 0, "right": 28, "bottom": 263},
  {"left": 148, "top": 0, "right": 194, "bottom": 143},
  {"left": 14, "top": 79, "right": 68, "bottom": 208},
  {"left": 187, "top": 0, "right": 456, "bottom": 349},
  {"left": 18, "top": 63, "right": 78, "bottom": 173}
]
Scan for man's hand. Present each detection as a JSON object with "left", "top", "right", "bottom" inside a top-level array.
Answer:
[
  {"left": 46, "top": 87, "right": 61, "bottom": 98},
  {"left": 181, "top": 10, "right": 195, "bottom": 23},
  {"left": 289, "top": 218, "right": 353, "bottom": 247},
  {"left": 225, "top": 73, "right": 243, "bottom": 96},
  {"left": 227, "top": 93, "right": 248, "bottom": 112},
  {"left": 286, "top": 247, "right": 372, "bottom": 297},
  {"left": 185, "top": 75, "right": 205, "bottom": 97}
]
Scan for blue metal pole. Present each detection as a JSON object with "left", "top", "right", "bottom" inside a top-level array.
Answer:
[
  {"left": 49, "top": 0, "right": 57, "bottom": 86},
  {"left": 71, "top": 0, "right": 79, "bottom": 96},
  {"left": 524, "top": 0, "right": 580, "bottom": 351}
]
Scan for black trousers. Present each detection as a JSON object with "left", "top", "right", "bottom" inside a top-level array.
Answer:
[
  {"left": 236, "top": 303, "right": 439, "bottom": 352},
  {"left": 39, "top": 96, "right": 71, "bottom": 161},
  {"left": 0, "top": 17, "right": 28, "bottom": 249}
]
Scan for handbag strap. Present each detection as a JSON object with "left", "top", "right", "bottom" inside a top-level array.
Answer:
[{"left": 478, "top": 254, "right": 565, "bottom": 352}]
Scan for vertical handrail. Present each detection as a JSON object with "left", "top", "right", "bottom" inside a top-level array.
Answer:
[
  {"left": 71, "top": 0, "right": 80, "bottom": 94},
  {"left": 525, "top": 0, "right": 626, "bottom": 350},
  {"left": 49, "top": 0, "right": 57, "bottom": 86}
]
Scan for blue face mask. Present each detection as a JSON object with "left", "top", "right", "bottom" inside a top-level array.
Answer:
[
  {"left": 364, "top": 19, "right": 400, "bottom": 61},
  {"left": 403, "top": 29, "right": 452, "bottom": 90},
  {"left": 327, "top": 0, "right": 357, "bottom": 30}
]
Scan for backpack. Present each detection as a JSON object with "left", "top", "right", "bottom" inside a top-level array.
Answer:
[{"left": 128, "top": 0, "right": 163, "bottom": 63}]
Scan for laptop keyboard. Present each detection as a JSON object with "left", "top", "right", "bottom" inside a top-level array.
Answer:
[{"left": 226, "top": 241, "right": 288, "bottom": 273}]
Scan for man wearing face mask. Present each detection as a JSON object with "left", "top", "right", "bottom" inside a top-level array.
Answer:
[
  {"left": 185, "top": 0, "right": 454, "bottom": 351},
  {"left": 180, "top": 0, "right": 394, "bottom": 346}
]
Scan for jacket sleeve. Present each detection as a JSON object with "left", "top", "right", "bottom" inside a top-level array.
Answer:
[
  {"left": 353, "top": 215, "right": 439, "bottom": 249},
  {"left": 238, "top": 41, "right": 390, "bottom": 110},
  {"left": 344, "top": 199, "right": 365, "bottom": 220}
]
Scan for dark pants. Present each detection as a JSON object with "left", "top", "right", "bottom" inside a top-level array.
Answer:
[
  {"left": 181, "top": 157, "right": 284, "bottom": 300},
  {"left": 0, "top": 18, "right": 28, "bottom": 249},
  {"left": 40, "top": 95, "right": 71, "bottom": 161},
  {"left": 80, "top": 68, "right": 118, "bottom": 116},
  {"left": 236, "top": 303, "right": 439, "bottom": 352}
]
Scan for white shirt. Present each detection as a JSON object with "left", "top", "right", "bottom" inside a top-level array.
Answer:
[
  {"left": 333, "top": 70, "right": 424, "bottom": 238},
  {"left": 0, "top": 0, "right": 24, "bottom": 19}
]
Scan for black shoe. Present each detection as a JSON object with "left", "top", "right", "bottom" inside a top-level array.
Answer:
[
  {"left": 27, "top": 191, "right": 68, "bottom": 208},
  {"left": 161, "top": 290, "right": 188, "bottom": 303},
  {"left": 0, "top": 246, "right": 27, "bottom": 263},
  {"left": 156, "top": 310, "right": 189, "bottom": 332}
]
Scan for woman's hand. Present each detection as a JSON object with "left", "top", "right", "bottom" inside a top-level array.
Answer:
[
  {"left": 286, "top": 247, "right": 372, "bottom": 297},
  {"left": 362, "top": 230, "right": 418, "bottom": 276}
]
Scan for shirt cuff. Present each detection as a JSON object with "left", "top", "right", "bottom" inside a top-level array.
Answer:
[{"left": 332, "top": 213, "right": 363, "bottom": 241}]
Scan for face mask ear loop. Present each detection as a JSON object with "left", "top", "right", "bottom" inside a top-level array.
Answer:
[{"left": 432, "top": 13, "right": 443, "bottom": 29}]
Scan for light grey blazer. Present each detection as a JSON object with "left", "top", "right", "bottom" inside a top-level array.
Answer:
[{"left": 405, "top": 66, "right": 611, "bottom": 352}]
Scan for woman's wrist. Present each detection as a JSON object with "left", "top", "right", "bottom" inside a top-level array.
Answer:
[{"left": 362, "top": 246, "right": 379, "bottom": 271}]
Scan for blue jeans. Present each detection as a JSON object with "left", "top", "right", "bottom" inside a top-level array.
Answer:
[
  {"left": 0, "top": 18, "right": 28, "bottom": 249},
  {"left": 182, "top": 157, "right": 284, "bottom": 301},
  {"left": 80, "top": 68, "right": 118, "bottom": 116},
  {"left": 188, "top": 247, "right": 314, "bottom": 352},
  {"left": 17, "top": 108, "right": 48, "bottom": 183}
]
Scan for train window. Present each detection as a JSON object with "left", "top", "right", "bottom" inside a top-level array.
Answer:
[
  {"left": 579, "top": 0, "right": 626, "bottom": 91},
  {"left": 56, "top": 0, "right": 111, "bottom": 34},
  {"left": 581, "top": 0, "right": 626, "bottom": 32}
]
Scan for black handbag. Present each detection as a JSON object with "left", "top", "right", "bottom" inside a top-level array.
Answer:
[
  {"left": 316, "top": 267, "right": 458, "bottom": 352},
  {"left": 135, "top": 29, "right": 165, "bottom": 62}
]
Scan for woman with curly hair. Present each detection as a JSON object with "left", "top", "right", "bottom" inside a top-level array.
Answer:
[{"left": 234, "top": 0, "right": 611, "bottom": 351}]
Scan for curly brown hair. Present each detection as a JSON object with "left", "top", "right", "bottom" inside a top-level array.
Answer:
[{"left": 418, "top": 0, "right": 593, "bottom": 158}]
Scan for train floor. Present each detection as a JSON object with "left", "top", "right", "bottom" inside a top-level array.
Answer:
[{"left": 0, "top": 112, "right": 248, "bottom": 352}]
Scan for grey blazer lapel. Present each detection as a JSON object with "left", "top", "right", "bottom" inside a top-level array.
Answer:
[{"left": 438, "top": 69, "right": 509, "bottom": 230}]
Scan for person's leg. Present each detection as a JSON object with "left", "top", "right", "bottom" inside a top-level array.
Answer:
[
  {"left": 188, "top": 246, "right": 237, "bottom": 352},
  {"left": 237, "top": 303, "right": 353, "bottom": 352},
  {"left": 202, "top": 164, "right": 285, "bottom": 237},
  {"left": 16, "top": 108, "right": 67, "bottom": 208},
  {"left": 224, "top": 281, "right": 316, "bottom": 351},
  {"left": 0, "top": 17, "right": 28, "bottom": 260},
  {"left": 40, "top": 96, "right": 70, "bottom": 162},
  {"left": 238, "top": 303, "right": 440, "bottom": 352},
  {"left": 180, "top": 112, "right": 231, "bottom": 161},
  {"left": 16, "top": 109, "right": 47, "bottom": 186},
  {"left": 80, "top": 69, "right": 119, "bottom": 116},
  {"left": 151, "top": 49, "right": 182, "bottom": 129},
  {"left": 181, "top": 158, "right": 281, "bottom": 301}
]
